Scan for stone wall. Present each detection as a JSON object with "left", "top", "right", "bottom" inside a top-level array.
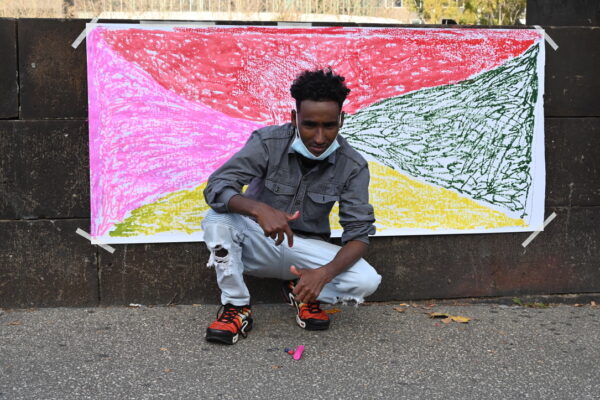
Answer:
[{"left": 0, "top": 13, "right": 598, "bottom": 307}]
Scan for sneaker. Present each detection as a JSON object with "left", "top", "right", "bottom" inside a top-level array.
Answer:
[
  {"left": 205, "top": 304, "right": 253, "bottom": 345},
  {"left": 282, "top": 280, "right": 330, "bottom": 331}
]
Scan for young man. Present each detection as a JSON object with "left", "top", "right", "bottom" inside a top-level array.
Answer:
[{"left": 202, "top": 68, "right": 381, "bottom": 344}]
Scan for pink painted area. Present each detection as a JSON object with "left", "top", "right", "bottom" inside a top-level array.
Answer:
[
  {"left": 87, "top": 29, "right": 262, "bottom": 237},
  {"left": 101, "top": 27, "right": 541, "bottom": 125}
]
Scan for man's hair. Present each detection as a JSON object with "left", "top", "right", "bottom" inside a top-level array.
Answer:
[{"left": 290, "top": 67, "right": 351, "bottom": 111}]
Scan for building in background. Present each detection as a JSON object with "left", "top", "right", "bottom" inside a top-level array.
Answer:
[{"left": 0, "top": 0, "right": 524, "bottom": 25}]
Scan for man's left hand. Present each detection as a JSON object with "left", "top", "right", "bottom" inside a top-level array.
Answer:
[{"left": 290, "top": 265, "right": 332, "bottom": 304}]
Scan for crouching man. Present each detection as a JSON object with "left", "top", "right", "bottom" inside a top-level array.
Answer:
[{"left": 202, "top": 68, "right": 381, "bottom": 344}]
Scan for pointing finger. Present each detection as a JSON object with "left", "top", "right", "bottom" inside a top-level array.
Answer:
[
  {"left": 285, "top": 226, "right": 294, "bottom": 247},
  {"left": 287, "top": 210, "right": 300, "bottom": 221}
]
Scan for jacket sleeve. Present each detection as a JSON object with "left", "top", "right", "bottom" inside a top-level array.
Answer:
[
  {"left": 338, "top": 163, "right": 376, "bottom": 245},
  {"left": 203, "top": 131, "right": 268, "bottom": 213}
]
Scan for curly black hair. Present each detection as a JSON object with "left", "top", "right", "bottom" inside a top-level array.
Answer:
[{"left": 290, "top": 67, "right": 351, "bottom": 111}]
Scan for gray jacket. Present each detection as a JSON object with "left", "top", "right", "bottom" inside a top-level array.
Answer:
[{"left": 203, "top": 123, "right": 376, "bottom": 244}]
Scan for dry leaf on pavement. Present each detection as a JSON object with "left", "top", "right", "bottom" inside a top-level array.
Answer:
[
  {"left": 428, "top": 312, "right": 449, "bottom": 318},
  {"left": 325, "top": 308, "right": 342, "bottom": 314},
  {"left": 450, "top": 315, "right": 471, "bottom": 323}
]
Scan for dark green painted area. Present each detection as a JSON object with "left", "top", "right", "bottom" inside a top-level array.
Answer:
[{"left": 343, "top": 44, "right": 540, "bottom": 218}]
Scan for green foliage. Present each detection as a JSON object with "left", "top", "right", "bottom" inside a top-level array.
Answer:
[{"left": 407, "top": 0, "right": 526, "bottom": 25}]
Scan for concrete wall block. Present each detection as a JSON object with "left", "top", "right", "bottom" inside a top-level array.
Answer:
[
  {"left": 546, "top": 118, "right": 600, "bottom": 207},
  {"left": 367, "top": 206, "right": 600, "bottom": 301},
  {"left": 0, "top": 219, "right": 98, "bottom": 308},
  {"left": 98, "top": 243, "right": 285, "bottom": 305},
  {"left": 0, "top": 18, "right": 18, "bottom": 118},
  {"left": 0, "top": 120, "right": 89, "bottom": 219},
  {"left": 98, "top": 243, "right": 212, "bottom": 305},
  {"left": 18, "top": 18, "right": 87, "bottom": 119},
  {"left": 544, "top": 27, "right": 600, "bottom": 117},
  {"left": 527, "top": 0, "right": 600, "bottom": 26}
]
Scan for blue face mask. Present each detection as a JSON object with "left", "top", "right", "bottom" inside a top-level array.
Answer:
[{"left": 291, "top": 115, "right": 342, "bottom": 161}]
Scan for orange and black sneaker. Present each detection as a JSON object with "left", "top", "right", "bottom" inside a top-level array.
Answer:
[
  {"left": 205, "top": 304, "right": 252, "bottom": 345},
  {"left": 282, "top": 280, "right": 330, "bottom": 331}
]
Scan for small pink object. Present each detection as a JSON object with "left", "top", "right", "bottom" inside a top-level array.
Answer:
[{"left": 292, "top": 345, "right": 305, "bottom": 360}]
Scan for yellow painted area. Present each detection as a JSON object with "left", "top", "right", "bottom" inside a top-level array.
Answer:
[
  {"left": 109, "top": 183, "right": 210, "bottom": 237},
  {"left": 329, "top": 162, "right": 526, "bottom": 230},
  {"left": 110, "top": 163, "right": 525, "bottom": 237}
]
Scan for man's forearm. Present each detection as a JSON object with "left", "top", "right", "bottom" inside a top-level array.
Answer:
[
  {"left": 227, "top": 194, "right": 262, "bottom": 218},
  {"left": 321, "top": 240, "right": 368, "bottom": 282}
]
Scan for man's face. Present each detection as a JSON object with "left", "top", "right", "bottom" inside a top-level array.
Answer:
[{"left": 292, "top": 100, "right": 344, "bottom": 157}]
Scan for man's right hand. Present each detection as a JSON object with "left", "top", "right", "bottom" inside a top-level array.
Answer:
[
  {"left": 254, "top": 204, "right": 300, "bottom": 247},
  {"left": 227, "top": 194, "right": 300, "bottom": 247}
]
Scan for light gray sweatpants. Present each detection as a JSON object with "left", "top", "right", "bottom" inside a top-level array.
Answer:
[{"left": 201, "top": 209, "right": 382, "bottom": 306}]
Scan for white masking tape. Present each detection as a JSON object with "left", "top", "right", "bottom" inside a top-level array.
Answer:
[
  {"left": 76, "top": 228, "right": 116, "bottom": 254},
  {"left": 534, "top": 25, "right": 558, "bottom": 51},
  {"left": 139, "top": 20, "right": 216, "bottom": 25},
  {"left": 277, "top": 22, "right": 313, "bottom": 27},
  {"left": 72, "top": 16, "right": 99, "bottom": 49},
  {"left": 521, "top": 212, "right": 558, "bottom": 248}
]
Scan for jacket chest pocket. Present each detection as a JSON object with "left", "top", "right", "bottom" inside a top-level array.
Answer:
[
  {"left": 306, "top": 192, "right": 340, "bottom": 205},
  {"left": 307, "top": 182, "right": 342, "bottom": 203},
  {"left": 264, "top": 179, "right": 296, "bottom": 212}
]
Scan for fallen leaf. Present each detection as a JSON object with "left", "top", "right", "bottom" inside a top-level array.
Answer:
[
  {"left": 512, "top": 297, "right": 524, "bottom": 306},
  {"left": 449, "top": 315, "right": 471, "bottom": 323},
  {"left": 591, "top": 301, "right": 597, "bottom": 307},
  {"left": 393, "top": 307, "right": 407, "bottom": 313},
  {"left": 441, "top": 317, "right": 452, "bottom": 324},
  {"left": 128, "top": 303, "right": 143, "bottom": 308},
  {"left": 526, "top": 302, "right": 548, "bottom": 309},
  {"left": 574, "top": 303, "right": 583, "bottom": 307},
  {"left": 429, "top": 312, "right": 449, "bottom": 318},
  {"left": 398, "top": 303, "right": 409, "bottom": 307},
  {"left": 160, "top": 348, "right": 168, "bottom": 351},
  {"left": 325, "top": 308, "right": 342, "bottom": 314},
  {"left": 164, "top": 368, "right": 173, "bottom": 373},
  {"left": 8, "top": 321, "right": 21, "bottom": 326},
  {"left": 271, "top": 365, "right": 283, "bottom": 369}
]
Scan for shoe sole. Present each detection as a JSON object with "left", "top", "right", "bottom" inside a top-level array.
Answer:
[
  {"left": 296, "top": 314, "right": 330, "bottom": 330},
  {"left": 205, "top": 319, "right": 253, "bottom": 345}
]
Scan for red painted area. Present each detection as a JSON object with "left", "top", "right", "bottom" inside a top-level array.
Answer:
[{"left": 101, "top": 27, "right": 540, "bottom": 124}]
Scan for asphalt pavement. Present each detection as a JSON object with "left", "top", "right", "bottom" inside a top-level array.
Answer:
[{"left": 1, "top": 301, "right": 599, "bottom": 399}]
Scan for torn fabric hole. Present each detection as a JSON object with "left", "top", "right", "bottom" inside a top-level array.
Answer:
[
  {"left": 206, "top": 244, "right": 233, "bottom": 276},
  {"left": 336, "top": 295, "right": 364, "bottom": 307}
]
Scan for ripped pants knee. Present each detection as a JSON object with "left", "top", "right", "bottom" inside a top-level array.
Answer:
[{"left": 203, "top": 223, "right": 243, "bottom": 277}]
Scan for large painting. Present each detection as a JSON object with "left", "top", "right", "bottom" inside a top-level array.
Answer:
[{"left": 86, "top": 24, "right": 545, "bottom": 244}]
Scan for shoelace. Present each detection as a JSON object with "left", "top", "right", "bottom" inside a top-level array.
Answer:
[
  {"left": 216, "top": 305, "right": 243, "bottom": 323},
  {"left": 304, "top": 302, "right": 322, "bottom": 314}
]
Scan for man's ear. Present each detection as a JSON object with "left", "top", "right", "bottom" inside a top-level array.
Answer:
[
  {"left": 339, "top": 111, "right": 345, "bottom": 128},
  {"left": 291, "top": 109, "right": 297, "bottom": 127}
]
